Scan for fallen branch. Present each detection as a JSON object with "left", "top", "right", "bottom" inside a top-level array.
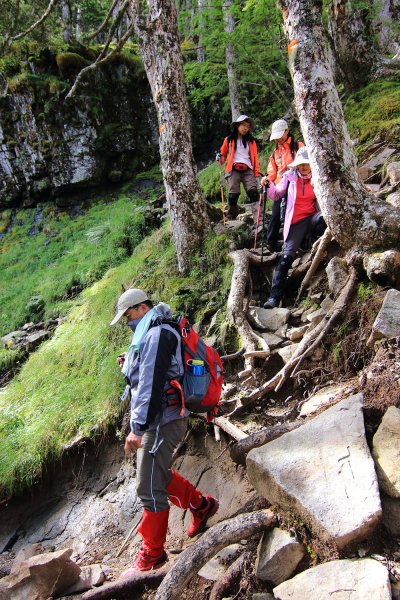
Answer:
[
  {"left": 154, "top": 510, "right": 276, "bottom": 600},
  {"left": 230, "top": 420, "right": 304, "bottom": 465},
  {"left": 213, "top": 416, "right": 248, "bottom": 441},
  {"left": 209, "top": 550, "right": 252, "bottom": 600},
  {"left": 81, "top": 565, "right": 169, "bottom": 599},
  {"left": 297, "top": 228, "right": 333, "bottom": 301},
  {"left": 227, "top": 250, "right": 270, "bottom": 369},
  {"left": 247, "top": 266, "right": 358, "bottom": 401},
  {"left": 243, "top": 350, "right": 270, "bottom": 359}
]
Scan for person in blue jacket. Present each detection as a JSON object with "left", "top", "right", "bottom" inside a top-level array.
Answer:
[{"left": 111, "top": 288, "right": 218, "bottom": 572}]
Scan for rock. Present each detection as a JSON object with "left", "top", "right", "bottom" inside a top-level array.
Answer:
[
  {"left": 25, "top": 330, "right": 50, "bottom": 350},
  {"left": 255, "top": 527, "right": 305, "bottom": 586},
  {"left": 63, "top": 563, "right": 106, "bottom": 594},
  {"left": 386, "top": 191, "right": 400, "bottom": 209},
  {"left": 300, "top": 307, "right": 317, "bottom": 323},
  {"left": 381, "top": 494, "right": 400, "bottom": 536},
  {"left": 275, "top": 343, "right": 299, "bottom": 364},
  {"left": 299, "top": 381, "right": 356, "bottom": 417},
  {"left": 2, "top": 547, "right": 81, "bottom": 600},
  {"left": 326, "top": 257, "right": 349, "bottom": 294},
  {"left": 1, "top": 331, "right": 27, "bottom": 348},
  {"left": 367, "top": 289, "right": 400, "bottom": 346},
  {"left": 364, "top": 251, "right": 400, "bottom": 289},
  {"left": 320, "top": 295, "right": 334, "bottom": 312},
  {"left": 246, "top": 394, "right": 382, "bottom": 548},
  {"left": 197, "top": 544, "right": 243, "bottom": 581},
  {"left": 247, "top": 307, "right": 290, "bottom": 331},
  {"left": 305, "top": 308, "right": 326, "bottom": 325},
  {"left": 372, "top": 406, "right": 400, "bottom": 497},
  {"left": 362, "top": 146, "right": 397, "bottom": 170},
  {"left": 357, "top": 164, "right": 375, "bottom": 180},
  {"left": 253, "top": 594, "right": 274, "bottom": 600},
  {"left": 273, "top": 558, "right": 391, "bottom": 600},
  {"left": 386, "top": 160, "right": 400, "bottom": 184},
  {"left": 287, "top": 325, "right": 309, "bottom": 342},
  {"left": 261, "top": 332, "right": 284, "bottom": 349},
  {"left": 13, "top": 543, "right": 45, "bottom": 565}
]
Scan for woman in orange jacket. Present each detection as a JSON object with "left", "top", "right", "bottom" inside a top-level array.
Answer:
[
  {"left": 218, "top": 115, "right": 260, "bottom": 221},
  {"left": 261, "top": 118, "right": 304, "bottom": 251}
]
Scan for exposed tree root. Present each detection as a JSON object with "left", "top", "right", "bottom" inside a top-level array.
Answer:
[
  {"left": 81, "top": 565, "right": 169, "bottom": 599},
  {"left": 297, "top": 229, "right": 333, "bottom": 301},
  {"left": 154, "top": 510, "right": 276, "bottom": 600},
  {"left": 220, "top": 347, "right": 245, "bottom": 362},
  {"left": 227, "top": 250, "right": 271, "bottom": 370},
  {"left": 230, "top": 420, "right": 305, "bottom": 465},
  {"left": 214, "top": 416, "right": 248, "bottom": 441},
  {"left": 247, "top": 266, "right": 358, "bottom": 402},
  {"left": 209, "top": 550, "right": 252, "bottom": 600}
]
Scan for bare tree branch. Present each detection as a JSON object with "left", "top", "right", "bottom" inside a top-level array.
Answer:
[
  {"left": 86, "top": 0, "right": 120, "bottom": 40},
  {"left": 66, "top": 22, "right": 134, "bottom": 100},
  {"left": 12, "top": 0, "right": 58, "bottom": 41}
]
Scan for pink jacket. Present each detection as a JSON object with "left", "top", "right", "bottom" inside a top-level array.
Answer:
[{"left": 267, "top": 170, "right": 317, "bottom": 241}]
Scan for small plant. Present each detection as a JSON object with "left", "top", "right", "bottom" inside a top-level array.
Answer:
[
  {"left": 357, "top": 280, "right": 376, "bottom": 301},
  {"left": 24, "top": 295, "right": 45, "bottom": 323}
]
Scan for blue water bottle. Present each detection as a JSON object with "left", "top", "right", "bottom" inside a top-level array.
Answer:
[{"left": 190, "top": 359, "right": 205, "bottom": 375}]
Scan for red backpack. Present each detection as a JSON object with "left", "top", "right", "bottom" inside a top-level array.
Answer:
[{"left": 166, "top": 316, "right": 224, "bottom": 421}]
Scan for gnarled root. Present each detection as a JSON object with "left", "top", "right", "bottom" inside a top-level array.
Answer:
[
  {"left": 209, "top": 550, "right": 252, "bottom": 600},
  {"left": 154, "top": 510, "right": 276, "bottom": 600},
  {"left": 81, "top": 566, "right": 169, "bottom": 599},
  {"left": 297, "top": 228, "right": 333, "bottom": 301}
]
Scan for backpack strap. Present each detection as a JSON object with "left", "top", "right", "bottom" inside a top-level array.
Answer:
[{"left": 169, "top": 379, "right": 186, "bottom": 416}]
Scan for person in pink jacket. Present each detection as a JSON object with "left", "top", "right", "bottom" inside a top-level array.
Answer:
[{"left": 263, "top": 147, "right": 326, "bottom": 309}]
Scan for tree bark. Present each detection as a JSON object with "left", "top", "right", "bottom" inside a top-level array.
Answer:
[
  {"left": 129, "top": 0, "right": 210, "bottom": 273},
  {"left": 374, "top": 0, "right": 400, "bottom": 54},
  {"left": 223, "top": 0, "right": 244, "bottom": 120},
  {"left": 328, "top": 0, "right": 378, "bottom": 91},
  {"left": 154, "top": 510, "right": 276, "bottom": 600},
  {"left": 277, "top": 0, "right": 400, "bottom": 254},
  {"left": 61, "top": 0, "right": 73, "bottom": 43}
]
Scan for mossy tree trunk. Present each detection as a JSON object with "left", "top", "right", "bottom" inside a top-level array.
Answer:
[
  {"left": 129, "top": 0, "right": 210, "bottom": 273},
  {"left": 277, "top": 0, "right": 400, "bottom": 254}
]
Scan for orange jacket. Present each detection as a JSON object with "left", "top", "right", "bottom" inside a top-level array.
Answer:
[
  {"left": 267, "top": 137, "right": 304, "bottom": 183},
  {"left": 219, "top": 137, "right": 260, "bottom": 177}
]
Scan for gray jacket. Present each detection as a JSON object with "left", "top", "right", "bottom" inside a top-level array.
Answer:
[{"left": 124, "top": 303, "right": 187, "bottom": 435}]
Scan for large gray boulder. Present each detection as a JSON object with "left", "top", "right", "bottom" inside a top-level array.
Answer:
[
  {"left": 247, "top": 307, "right": 290, "bottom": 331},
  {"left": 372, "top": 405, "right": 400, "bottom": 497},
  {"left": 247, "top": 394, "right": 382, "bottom": 548},
  {"left": 273, "top": 558, "right": 391, "bottom": 600}
]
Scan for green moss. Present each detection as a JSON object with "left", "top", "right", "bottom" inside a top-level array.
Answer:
[
  {"left": 344, "top": 81, "right": 400, "bottom": 153},
  {"left": 55, "top": 52, "right": 90, "bottom": 78}
]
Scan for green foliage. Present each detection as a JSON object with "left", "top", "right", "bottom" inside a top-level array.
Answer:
[
  {"left": 24, "top": 295, "right": 45, "bottom": 323},
  {"left": 0, "top": 193, "right": 148, "bottom": 337},
  {"left": 344, "top": 81, "right": 400, "bottom": 152},
  {"left": 357, "top": 281, "right": 377, "bottom": 301}
]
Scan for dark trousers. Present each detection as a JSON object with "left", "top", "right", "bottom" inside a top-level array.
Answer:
[{"left": 266, "top": 198, "right": 282, "bottom": 248}]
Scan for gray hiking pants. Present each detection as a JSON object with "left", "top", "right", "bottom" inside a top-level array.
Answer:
[{"left": 136, "top": 418, "right": 188, "bottom": 512}]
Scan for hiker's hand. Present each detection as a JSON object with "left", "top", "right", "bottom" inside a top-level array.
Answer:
[
  {"left": 125, "top": 432, "right": 142, "bottom": 455},
  {"left": 261, "top": 176, "right": 268, "bottom": 187},
  {"left": 117, "top": 352, "right": 126, "bottom": 367},
  {"left": 215, "top": 152, "right": 222, "bottom": 163}
]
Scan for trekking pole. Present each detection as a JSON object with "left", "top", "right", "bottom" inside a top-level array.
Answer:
[
  {"left": 216, "top": 152, "right": 226, "bottom": 224},
  {"left": 260, "top": 183, "right": 269, "bottom": 298},
  {"left": 253, "top": 185, "right": 264, "bottom": 250}
]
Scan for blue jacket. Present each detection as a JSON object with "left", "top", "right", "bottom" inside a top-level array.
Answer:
[{"left": 124, "top": 303, "right": 187, "bottom": 435}]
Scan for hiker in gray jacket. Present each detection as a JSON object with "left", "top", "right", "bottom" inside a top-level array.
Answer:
[{"left": 111, "top": 288, "right": 219, "bottom": 572}]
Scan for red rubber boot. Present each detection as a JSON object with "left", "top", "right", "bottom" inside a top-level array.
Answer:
[{"left": 133, "top": 508, "right": 169, "bottom": 571}]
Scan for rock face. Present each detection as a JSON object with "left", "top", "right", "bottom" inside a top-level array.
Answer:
[
  {"left": 255, "top": 527, "right": 305, "bottom": 586},
  {"left": 372, "top": 405, "right": 400, "bottom": 497},
  {"left": 273, "top": 558, "right": 391, "bottom": 600},
  {"left": 0, "top": 49, "right": 157, "bottom": 208},
  {"left": 325, "top": 257, "right": 349, "bottom": 294},
  {"left": 246, "top": 394, "right": 382, "bottom": 548}
]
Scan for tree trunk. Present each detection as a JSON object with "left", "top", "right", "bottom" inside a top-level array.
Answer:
[
  {"left": 374, "top": 0, "right": 400, "bottom": 54},
  {"left": 328, "top": 0, "right": 379, "bottom": 91},
  {"left": 277, "top": 0, "right": 400, "bottom": 254},
  {"left": 223, "top": 0, "right": 244, "bottom": 120},
  {"left": 61, "top": 0, "right": 73, "bottom": 43},
  {"left": 196, "top": 0, "right": 206, "bottom": 63},
  {"left": 129, "top": 0, "right": 210, "bottom": 273}
]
